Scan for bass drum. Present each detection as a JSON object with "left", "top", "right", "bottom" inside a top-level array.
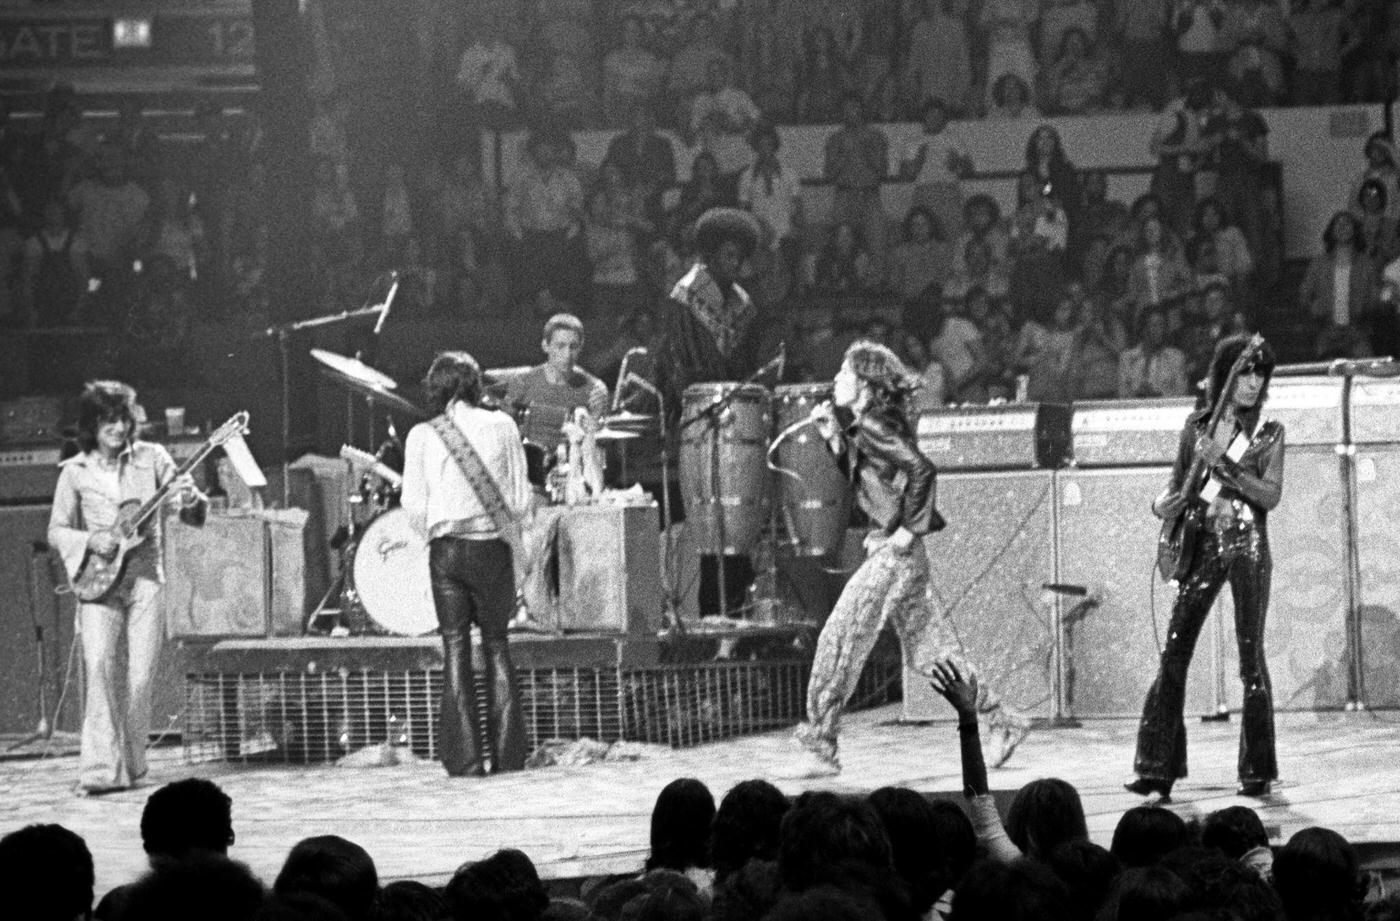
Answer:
[
  {"left": 349, "top": 508, "right": 438, "bottom": 636},
  {"left": 774, "top": 383, "right": 851, "bottom": 556},
  {"left": 679, "top": 382, "right": 772, "bottom": 555}
]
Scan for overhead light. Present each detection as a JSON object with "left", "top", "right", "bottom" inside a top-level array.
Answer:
[{"left": 113, "top": 19, "right": 153, "bottom": 49}]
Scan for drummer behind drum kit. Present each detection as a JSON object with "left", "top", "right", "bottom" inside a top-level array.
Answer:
[{"left": 308, "top": 348, "right": 658, "bottom": 636}]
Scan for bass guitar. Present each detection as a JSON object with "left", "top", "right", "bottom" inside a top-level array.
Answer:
[
  {"left": 1156, "top": 334, "right": 1264, "bottom": 583},
  {"left": 71, "top": 412, "right": 250, "bottom": 602}
]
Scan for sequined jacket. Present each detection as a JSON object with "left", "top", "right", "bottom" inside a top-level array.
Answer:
[
  {"left": 841, "top": 402, "right": 946, "bottom": 536},
  {"left": 1165, "top": 408, "right": 1285, "bottom": 522}
]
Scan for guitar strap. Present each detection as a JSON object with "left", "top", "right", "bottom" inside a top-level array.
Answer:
[{"left": 429, "top": 414, "right": 516, "bottom": 533}]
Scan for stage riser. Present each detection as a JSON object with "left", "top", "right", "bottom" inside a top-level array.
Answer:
[{"left": 180, "top": 633, "right": 902, "bottom": 762}]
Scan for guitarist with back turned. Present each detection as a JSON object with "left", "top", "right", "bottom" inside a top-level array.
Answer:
[
  {"left": 1126, "top": 334, "right": 1283, "bottom": 802},
  {"left": 48, "top": 381, "right": 206, "bottom": 795}
]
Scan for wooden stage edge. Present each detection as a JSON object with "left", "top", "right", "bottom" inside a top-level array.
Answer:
[{"left": 5, "top": 706, "right": 1400, "bottom": 898}]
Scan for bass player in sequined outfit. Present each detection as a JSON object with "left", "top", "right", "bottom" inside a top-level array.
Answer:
[{"left": 1126, "top": 334, "right": 1283, "bottom": 801}]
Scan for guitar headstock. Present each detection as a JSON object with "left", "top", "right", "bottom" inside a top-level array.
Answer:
[
  {"left": 340, "top": 444, "right": 378, "bottom": 467},
  {"left": 209, "top": 411, "right": 251, "bottom": 447}
]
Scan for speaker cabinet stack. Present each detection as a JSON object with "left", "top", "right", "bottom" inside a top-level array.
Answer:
[
  {"left": 902, "top": 470, "right": 1058, "bottom": 721},
  {"left": 1352, "top": 378, "right": 1400, "bottom": 707},
  {"left": 1053, "top": 468, "right": 1220, "bottom": 717}
]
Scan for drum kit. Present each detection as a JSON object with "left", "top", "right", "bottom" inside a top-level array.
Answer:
[{"left": 306, "top": 348, "right": 661, "bottom": 637}]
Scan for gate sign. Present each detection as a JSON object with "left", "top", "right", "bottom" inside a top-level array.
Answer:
[
  {"left": 0, "top": 19, "right": 111, "bottom": 64},
  {"left": 0, "top": 11, "right": 254, "bottom": 68}
]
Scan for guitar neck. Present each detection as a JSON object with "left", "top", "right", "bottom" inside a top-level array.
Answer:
[{"left": 128, "top": 443, "right": 214, "bottom": 531}]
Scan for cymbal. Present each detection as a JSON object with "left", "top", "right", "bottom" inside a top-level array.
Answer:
[
  {"left": 603, "top": 410, "right": 654, "bottom": 426},
  {"left": 362, "top": 388, "right": 426, "bottom": 419},
  {"left": 593, "top": 427, "right": 641, "bottom": 442},
  {"left": 311, "top": 349, "right": 398, "bottom": 391},
  {"left": 311, "top": 349, "right": 424, "bottom": 418}
]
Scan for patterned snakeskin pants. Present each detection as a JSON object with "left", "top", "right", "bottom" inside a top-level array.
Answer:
[{"left": 800, "top": 532, "right": 1007, "bottom": 756}]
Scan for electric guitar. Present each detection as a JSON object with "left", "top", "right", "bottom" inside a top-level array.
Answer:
[
  {"left": 71, "top": 412, "right": 249, "bottom": 602},
  {"left": 1156, "top": 334, "right": 1265, "bottom": 582},
  {"left": 339, "top": 444, "right": 403, "bottom": 487}
]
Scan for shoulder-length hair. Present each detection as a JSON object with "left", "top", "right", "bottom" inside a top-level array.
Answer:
[
  {"left": 844, "top": 339, "right": 922, "bottom": 414},
  {"left": 1206, "top": 333, "right": 1276, "bottom": 410},
  {"left": 76, "top": 380, "right": 138, "bottom": 453},
  {"left": 422, "top": 351, "right": 483, "bottom": 415}
]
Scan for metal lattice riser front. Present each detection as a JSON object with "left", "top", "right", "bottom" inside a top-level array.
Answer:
[{"left": 182, "top": 645, "right": 901, "bottom": 764}]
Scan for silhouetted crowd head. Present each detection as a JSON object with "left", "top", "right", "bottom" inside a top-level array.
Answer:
[{"left": 2, "top": 770, "right": 1386, "bottom": 921}]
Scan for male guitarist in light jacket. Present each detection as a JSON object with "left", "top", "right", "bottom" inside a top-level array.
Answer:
[
  {"left": 49, "top": 380, "right": 204, "bottom": 795},
  {"left": 401, "top": 352, "right": 533, "bottom": 777}
]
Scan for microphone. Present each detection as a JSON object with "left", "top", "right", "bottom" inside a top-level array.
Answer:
[
  {"left": 373, "top": 271, "right": 401, "bottom": 336},
  {"left": 776, "top": 340, "right": 786, "bottom": 379},
  {"left": 1328, "top": 357, "right": 1400, "bottom": 378}
]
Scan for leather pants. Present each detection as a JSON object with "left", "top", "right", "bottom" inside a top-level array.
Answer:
[
  {"left": 429, "top": 537, "right": 527, "bottom": 776},
  {"left": 1134, "top": 521, "right": 1277, "bottom": 782}
]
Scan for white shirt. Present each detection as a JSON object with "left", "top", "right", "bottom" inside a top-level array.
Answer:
[
  {"left": 689, "top": 86, "right": 762, "bottom": 174},
  {"left": 402, "top": 402, "right": 533, "bottom": 540},
  {"left": 737, "top": 163, "right": 801, "bottom": 245},
  {"left": 1332, "top": 258, "right": 1352, "bottom": 326}
]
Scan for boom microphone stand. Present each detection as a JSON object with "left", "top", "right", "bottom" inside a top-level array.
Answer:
[{"left": 258, "top": 302, "right": 386, "bottom": 507}]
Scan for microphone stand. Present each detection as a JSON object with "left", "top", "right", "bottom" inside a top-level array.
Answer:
[
  {"left": 676, "top": 344, "right": 784, "bottom": 621},
  {"left": 262, "top": 305, "right": 384, "bottom": 507}
]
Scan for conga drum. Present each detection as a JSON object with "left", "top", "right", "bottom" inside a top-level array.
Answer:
[
  {"left": 773, "top": 383, "right": 851, "bottom": 556},
  {"left": 679, "top": 382, "right": 772, "bottom": 555}
]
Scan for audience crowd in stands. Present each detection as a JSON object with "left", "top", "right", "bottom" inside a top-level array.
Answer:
[
  {"left": 5, "top": 0, "right": 1400, "bottom": 407},
  {"left": 3, "top": 659, "right": 1393, "bottom": 921}
]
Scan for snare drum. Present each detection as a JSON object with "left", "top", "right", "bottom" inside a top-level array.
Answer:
[
  {"left": 679, "top": 382, "right": 772, "bottom": 554},
  {"left": 774, "top": 383, "right": 851, "bottom": 556},
  {"left": 348, "top": 508, "right": 437, "bottom": 635}
]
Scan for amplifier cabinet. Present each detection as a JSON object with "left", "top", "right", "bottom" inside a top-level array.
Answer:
[
  {"left": 903, "top": 470, "right": 1058, "bottom": 720},
  {"left": 1355, "top": 446, "right": 1400, "bottom": 706},
  {"left": 554, "top": 504, "right": 662, "bottom": 635},
  {"left": 1054, "top": 468, "right": 1220, "bottom": 717},
  {"left": 0, "top": 443, "right": 61, "bottom": 504},
  {"left": 917, "top": 403, "right": 1071, "bottom": 472},
  {"left": 1070, "top": 398, "right": 1194, "bottom": 468},
  {"left": 1351, "top": 378, "right": 1400, "bottom": 444},
  {"left": 1212, "top": 445, "right": 1352, "bottom": 711},
  {"left": 165, "top": 511, "right": 308, "bottom": 638},
  {"left": 1266, "top": 376, "right": 1343, "bottom": 447}
]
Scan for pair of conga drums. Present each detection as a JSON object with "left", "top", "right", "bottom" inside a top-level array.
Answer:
[{"left": 679, "top": 382, "right": 850, "bottom": 557}]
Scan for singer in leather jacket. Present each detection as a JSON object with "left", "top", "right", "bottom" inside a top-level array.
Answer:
[
  {"left": 1127, "top": 334, "right": 1283, "bottom": 801},
  {"left": 794, "top": 340, "right": 1031, "bottom": 775}
]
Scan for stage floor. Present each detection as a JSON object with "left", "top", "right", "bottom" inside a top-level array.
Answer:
[{"left": 5, "top": 706, "right": 1400, "bottom": 897}]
